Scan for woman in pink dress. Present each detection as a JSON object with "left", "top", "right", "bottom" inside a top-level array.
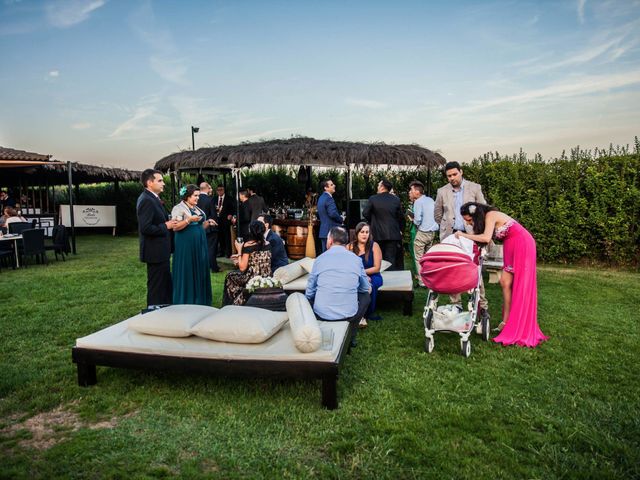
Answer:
[{"left": 455, "top": 202, "right": 548, "bottom": 347}]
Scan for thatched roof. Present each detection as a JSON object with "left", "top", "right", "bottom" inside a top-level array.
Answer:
[
  {"left": 155, "top": 137, "right": 446, "bottom": 172},
  {"left": 0, "top": 146, "right": 141, "bottom": 185}
]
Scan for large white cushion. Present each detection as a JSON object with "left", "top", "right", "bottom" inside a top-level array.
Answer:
[
  {"left": 282, "top": 274, "right": 310, "bottom": 291},
  {"left": 379, "top": 270, "right": 413, "bottom": 292},
  {"left": 128, "top": 305, "right": 218, "bottom": 337},
  {"left": 285, "top": 293, "right": 322, "bottom": 353},
  {"left": 189, "top": 306, "right": 288, "bottom": 344},
  {"left": 299, "top": 257, "right": 315, "bottom": 273},
  {"left": 273, "top": 260, "right": 306, "bottom": 284}
]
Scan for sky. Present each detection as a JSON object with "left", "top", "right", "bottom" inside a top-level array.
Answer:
[{"left": 1, "top": 0, "right": 639, "bottom": 170}]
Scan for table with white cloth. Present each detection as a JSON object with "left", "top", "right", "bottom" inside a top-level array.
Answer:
[{"left": 0, "top": 234, "right": 22, "bottom": 268}]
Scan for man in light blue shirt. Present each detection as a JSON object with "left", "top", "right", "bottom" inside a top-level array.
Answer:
[
  {"left": 408, "top": 180, "right": 439, "bottom": 287},
  {"left": 305, "top": 227, "right": 371, "bottom": 326}
]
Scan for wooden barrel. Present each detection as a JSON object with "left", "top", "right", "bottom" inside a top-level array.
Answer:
[{"left": 286, "top": 225, "right": 308, "bottom": 259}]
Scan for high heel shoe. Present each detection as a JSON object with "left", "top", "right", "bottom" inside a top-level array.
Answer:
[{"left": 492, "top": 321, "right": 505, "bottom": 332}]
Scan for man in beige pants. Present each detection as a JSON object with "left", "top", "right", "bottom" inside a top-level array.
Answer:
[
  {"left": 408, "top": 180, "right": 438, "bottom": 287},
  {"left": 434, "top": 161, "right": 490, "bottom": 320}
]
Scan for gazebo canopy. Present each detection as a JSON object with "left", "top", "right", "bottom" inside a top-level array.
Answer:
[
  {"left": 155, "top": 137, "right": 447, "bottom": 172},
  {"left": 0, "top": 146, "right": 141, "bottom": 185}
]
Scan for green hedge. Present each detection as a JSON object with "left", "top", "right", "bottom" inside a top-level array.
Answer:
[{"left": 61, "top": 140, "right": 640, "bottom": 266}]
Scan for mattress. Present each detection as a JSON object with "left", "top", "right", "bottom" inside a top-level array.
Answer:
[{"left": 76, "top": 319, "right": 349, "bottom": 363}]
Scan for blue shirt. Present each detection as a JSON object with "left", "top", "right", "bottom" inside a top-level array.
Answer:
[
  {"left": 412, "top": 195, "right": 438, "bottom": 232},
  {"left": 305, "top": 246, "right": 370, "bottom": 320},
  {"left": 453, "top": 180, "right": 466, "bottom": 231}
]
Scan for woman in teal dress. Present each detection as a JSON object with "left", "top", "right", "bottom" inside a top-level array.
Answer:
[{"left": 171, "top": 184, "right": 214, "bottom": 305}]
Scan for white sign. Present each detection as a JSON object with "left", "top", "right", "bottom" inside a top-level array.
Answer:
[{"left": 59, "top": 205, "right": 117, "bottom": 228}]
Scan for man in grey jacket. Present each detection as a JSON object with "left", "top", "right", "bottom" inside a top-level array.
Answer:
[{"left": 434, "top": 161, "right": 489, "bottom": 318}]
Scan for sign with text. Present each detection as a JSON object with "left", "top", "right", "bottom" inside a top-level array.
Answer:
[{"left": 59, "top": 205, "right": 117, "bottom": 228}]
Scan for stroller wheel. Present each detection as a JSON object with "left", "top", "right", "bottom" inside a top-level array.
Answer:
[
  {"left": 481, "top": 316, "right": 490, "bottom": 341},
  {"left": 425, "top": 337, "right": 435, "bottom": 353},
  {"left": 424, "top": 310, "right": 433, "bottom": 330},
  {"left": 460, "top": 340, "right": 471, "bottom": 358}
]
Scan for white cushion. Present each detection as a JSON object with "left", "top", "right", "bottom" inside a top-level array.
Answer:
[
  {"left": 128, "top": 305, "right": 218, "bottom": 337},
  {"left": 282, "top": 274, "right": 310, "bottom": 291},
  {"left": 285, "top": 293, "right": 322, "bottom": 353},
  {"left": 380, "top": 260, "right": 392, "bottom": 272},
  {"left": 379, "top": 270, "right": 414, "bottom": 292},
  {"left": 273, "top": 260, "right": 306, "bottom": 285},
  {"left": 189, "top": 306, "right": 288, "bottom": 344},
  {"left": 298, "top": 257, "right": 315, "bottom": 273}
]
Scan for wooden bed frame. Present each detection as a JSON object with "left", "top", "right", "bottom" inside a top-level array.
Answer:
[{"left": 72, "top": 323, "right": 355, "bottom": 410}]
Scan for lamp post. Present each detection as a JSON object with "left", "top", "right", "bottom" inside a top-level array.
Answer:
[{"left": 191, "top": 126, "right": 199, "bottom": 151}]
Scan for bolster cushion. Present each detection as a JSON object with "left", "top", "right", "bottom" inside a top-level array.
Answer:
[
  {"left": 273, "top": 260, "right": 306, "bottom": 285},
  {"left": 189, "top": 305, "right": 288, "bottom": 344},
  {"left": 128, "top": 304, "right": 218, "bottom": 337},
  {"left": 285, "top": 293, "right": 322, "bottom": 353}
]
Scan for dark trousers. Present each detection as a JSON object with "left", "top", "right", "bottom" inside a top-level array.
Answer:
[
  {"left": 146, "top": 260, "right": 172, "bottom": 307},
  {"left": 320, "top": 238, "right": 328, "bottom": 252},
  {"left": 206, "top": 232, "right": 219, "bottom": 272},
  {"left": 379, "top": 240, "right": 401, "bottom": 270},
  {"left": 314, "top": 291, "right": 371, "bottom": 323},
  {"left": 218, "top": 222, "right": 231, "bottom": 257}
]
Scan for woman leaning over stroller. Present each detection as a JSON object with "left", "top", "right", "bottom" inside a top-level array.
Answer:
[{"left": 455, "top": 202, "right": 548, "bottom": 348}]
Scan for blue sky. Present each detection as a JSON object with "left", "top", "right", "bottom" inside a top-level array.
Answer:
[{"left": 1, "top": 0, "right": 639, "bottom": 170}]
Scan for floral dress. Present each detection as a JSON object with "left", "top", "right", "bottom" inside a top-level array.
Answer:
[{"left": 222, "top": 243, "right": 272, "bottom": 306}]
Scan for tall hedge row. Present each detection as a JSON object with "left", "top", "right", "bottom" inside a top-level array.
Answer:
[{"left": 65, "top": 142, "right": 640, "bottom": 266}]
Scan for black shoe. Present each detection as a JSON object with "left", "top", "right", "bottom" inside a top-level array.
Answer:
[
  {"left": 350, "top": 339, "right": 358, "bottom": 348},
  {"left": 211, "top": 268, "right": 221, "bottom": 273},
  {"left": 368, "top": 314, "right": 382, "bottom": 321}
]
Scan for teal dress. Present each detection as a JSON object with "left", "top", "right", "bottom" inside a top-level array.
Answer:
[{"left": 172, "top": 205, "right": 212, "bottom": 306}]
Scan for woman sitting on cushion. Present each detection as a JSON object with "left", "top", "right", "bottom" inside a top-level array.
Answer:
[
  {"left": 223, "top": 220, "right": 272, "bottom": 306},
  {"left": 348, "top": 221, "right": 383, "bottom": 327}
]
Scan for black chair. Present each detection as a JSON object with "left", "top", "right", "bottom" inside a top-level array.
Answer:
[
  {"left": 45, "top": 225, "right": 69, "bottom": 261},
  {"left": 0, "top": 247, "right": 16, "bottom": 271},
  {"left": 21, "top": 229, "right": 48, "bottom": 266},
  {"left": 8, "top": 222, "right": 32, "bottom": 234}
]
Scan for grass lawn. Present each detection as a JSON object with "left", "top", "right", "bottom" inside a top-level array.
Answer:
[{"left": 1, "top": 235, "right": 639, "bottom": 479}]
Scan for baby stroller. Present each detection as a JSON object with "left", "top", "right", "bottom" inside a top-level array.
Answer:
[{"left": 419, "top": 238, "right": 490, "bottom": 357}]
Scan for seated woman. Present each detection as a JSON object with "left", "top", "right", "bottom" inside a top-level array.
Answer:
[
  {"left": 4, "top": 207, "right": 27, "bottom": 230},
  {"left": 223, "top": 220, "right": 272, "bottom": 306},
  {"left": 348, "top": 221, "right": 383, "bottom": 328}
]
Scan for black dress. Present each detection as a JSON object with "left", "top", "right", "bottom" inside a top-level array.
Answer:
[{"left": 222, "top": 243, "right": 272, "bottom": 306}]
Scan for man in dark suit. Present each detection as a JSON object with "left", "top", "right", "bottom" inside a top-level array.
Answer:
[
  {"left": 258, "top": 214, "right": 289, "bottom": 272},
  {"left": 246, "top": 185, "right": 268, "bottom": 221},
  {"left": 213, "top": 184, "right": 235, "bottom": 257},
  {"left": 363, "top": 179, "right": 405, "bottom": 270},
  {"left": 197, "top": 182, "right": 220, "bottom": 273},
  {"left": 136, "top": 169, "right": 177, "bottom": 308},
  {"left": 316, "top": 179, "right": 343, "bottom": 252}
]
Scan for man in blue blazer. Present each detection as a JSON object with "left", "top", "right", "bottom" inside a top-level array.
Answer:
[
  {"left": 317, "top": 179, "right": 343, "bottom": 252},
  {"left": 258, "top": 214, "right": 289, "bottom": 272},
  {"left": 136, "top": 169, "right": 177, "bottom": 308}
]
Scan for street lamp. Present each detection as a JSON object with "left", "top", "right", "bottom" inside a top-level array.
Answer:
[{"left": 191, "top": 126, "right": 199, "bottom": 151}]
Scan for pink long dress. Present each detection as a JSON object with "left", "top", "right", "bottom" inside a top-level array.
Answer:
[{"left": 493, "top": 220, "right": 548, "bottom": 347}]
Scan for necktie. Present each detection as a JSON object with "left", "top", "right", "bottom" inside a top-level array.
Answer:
[{"left": 218, "top": 197, "right": 222, "bottom": 209}]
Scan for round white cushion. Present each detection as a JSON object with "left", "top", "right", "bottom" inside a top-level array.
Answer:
[{"left": 285, "top": 293, "right": 321, "bottom": 353}]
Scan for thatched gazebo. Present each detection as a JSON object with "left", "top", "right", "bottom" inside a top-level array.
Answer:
[{"left": 1, "top": 146, "right": 142, "bottom": 253}]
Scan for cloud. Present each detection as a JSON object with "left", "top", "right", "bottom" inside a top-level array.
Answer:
[
  {"left": 345, "top": 97, "right": 387, "bottom": 109},
  {"left": 71, "top": 122, "right": 91, "bottom": 130},
  {"left": 49, "top": 70, "right": 59, "bottom": 77},
  {"left": 109, "top": 103, "right": 156, "bottom": 138},
  {"left": 45, "top": 0, "right": 106, "bottom": 28},
  {"left": 577, "top": 0, "right": 586, "bottom": 24}
]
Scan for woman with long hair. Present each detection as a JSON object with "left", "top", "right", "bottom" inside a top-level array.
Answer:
[
  {"left": 171, "top": 184, "right": 215, "bottom": 306},
  {"left": 223, "top": 220, "right": 272, "bottom": 306},
  {"left": 455, "top": 202, "right": 547, "bottom": 347},
  {"left": 348, "top": 221, "right": 384, "bottom": 327}
]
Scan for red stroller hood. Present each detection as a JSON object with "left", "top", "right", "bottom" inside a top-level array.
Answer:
[{"left": 419, "top": 244, "right": 479, "bottom": 294}]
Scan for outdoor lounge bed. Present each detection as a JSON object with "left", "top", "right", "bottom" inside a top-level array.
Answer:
[
  {"left": 72, "top": 315, "right": 354, "bottom": 409},
  {"left": 277, "top": 258, "right": 415, "bottom": 316}
]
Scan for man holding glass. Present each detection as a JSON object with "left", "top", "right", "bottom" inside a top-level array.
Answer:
[{"left": 136, "top": 169, "right": 177, "bottom": 309}]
